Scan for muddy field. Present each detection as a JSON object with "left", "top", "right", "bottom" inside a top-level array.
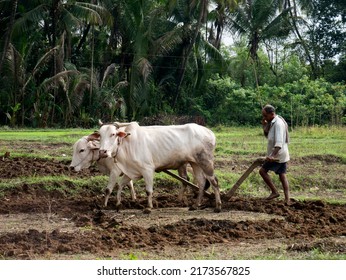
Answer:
[{"left": 0, "top": 143, "right": 346, "bottom": 259}]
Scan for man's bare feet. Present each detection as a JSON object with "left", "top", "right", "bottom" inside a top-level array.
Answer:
[
  {"left": 284, "top": 199, "right": 291, "bottom": 206},
  {"left": 266, "top": 192, "right": 280, "bottom": 200}
]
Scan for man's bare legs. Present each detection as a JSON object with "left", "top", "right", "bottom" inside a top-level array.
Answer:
[
  {"left": 259, "top": 167, "right": 279, "bottom": 200},
  {"left": 259, "top": 167, "right": 291, "bottom": 204},
  {"left": 279, "top": 173, "right": 290, "bottom": 205}
]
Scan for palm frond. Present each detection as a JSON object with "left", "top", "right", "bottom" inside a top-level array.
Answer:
[
  {"left": 39, "top": 70, "right": 79, "bottom": 93},
  {"left": 101, "top": 63, "right": 118, "bottom": 88},
  {"left": 229, "top": 6, "right": 251, "bottom": 36},
  {"left": 262, "top": 7, "right": 292, "bottom": 39},
  {"left": 252, "top": 0, "right": 278, "bottom": 27},
  {"left": 203, "top": 38, "right": 228, "bottom": 68},
  {"left": 70, "top": 4, "right": 102, "bottom": 26},
  {"left": 115, "top": 80, "right": 129, "bottom": 91},
  {"left": 154, "top": 25, "right": 184, "bottom": 56},
  {"left": 5, "top": 43, "right": 24, "bottom": 86},
  {"left": 70, "top": 79, "right": 89, "bottom": 113},
  {"left": 60, "top": 9, "right": 82, "bottom": 31},
  {"left": 75, "top": 2, "right": 113, "bottom": 26},
  {"left": 12, "top": 4, "right": 48, "bottom": 35},
  {"left": 137, "top": 57, "right": 153, "bottom": 83},
  {"left": 23, "top": 46, "right": 59, "bottom": 90}
]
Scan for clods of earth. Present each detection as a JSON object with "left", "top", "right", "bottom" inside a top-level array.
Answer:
[{"left": 0, "top": 156, "right": 345, "bottom": 259}]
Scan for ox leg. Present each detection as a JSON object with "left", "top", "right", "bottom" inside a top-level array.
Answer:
[
  {"left": 198, "top": 157, "right": 222, "bottom": 212},
  {"left": 142, "top": 173, "right": 154, "bottom": 214},
  {"left": 177, "top": 164, "right": 189, "bottom": 204},
  {"left": 104, "top": 170, "right": 118, "bottom": 207},
  {"left": 189, "top": 164, "right": 206, "bottom": 210},
  {"left": 207, "top": 175, "right": 221, "bottom": 213},
  {"left": 116, "top": 175, "right": 132, "bottom": 211},
  {"left": 190, "top": 164, "right": 222, "bottom": 213},
  {"left": 127, "top": 180, "right": 137, "bottom": 201}
]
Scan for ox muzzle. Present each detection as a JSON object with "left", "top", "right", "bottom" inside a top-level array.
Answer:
[{"left": 99, "top": 149, "right": 110, "bottom": 159}]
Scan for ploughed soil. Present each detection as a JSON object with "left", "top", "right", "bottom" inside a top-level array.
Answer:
[{"left": 0, "top": 149, "right": 346, "bottom": 259}]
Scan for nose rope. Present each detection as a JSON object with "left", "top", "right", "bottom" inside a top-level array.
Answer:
[
  {"left": 71, "top": 149, "right": 91, "bottom": 168},
  {"left": 113, "top": 125, "right": 120, "bottom": 163},
  {"left": 94, "top": 149, "right": 102, "bottom": 162},
  {"left": 111, "top": 137, "right": 122, "bottom": 163},
  {"left": 99, "top": 134, "right": 123, "bottom": 163}
]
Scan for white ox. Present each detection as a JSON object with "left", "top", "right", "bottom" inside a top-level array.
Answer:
[
  {"left": 69, "top": 133, "right": 137, "bottom": 205},
  {"left": 98, "top": 122, "right": 221, "bottom": 213}
]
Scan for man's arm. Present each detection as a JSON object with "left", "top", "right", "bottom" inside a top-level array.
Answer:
[
  {"left": 266, "top": 121, "right": 284, "bottom": 161},
  {"left": 262, "top": 119, "right": 271, "bottom": 137},
  {"left": 266, "top": 146, "right": 281, "bottom": 161}
]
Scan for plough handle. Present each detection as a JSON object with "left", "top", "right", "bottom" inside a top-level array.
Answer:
[{"left": 226, "top": 157, "right": 267, "bottom": 200}]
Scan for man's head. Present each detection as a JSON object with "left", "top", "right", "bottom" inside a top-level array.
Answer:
[{"left": 262, "top": 104, "right": 276, "bottom": 122}]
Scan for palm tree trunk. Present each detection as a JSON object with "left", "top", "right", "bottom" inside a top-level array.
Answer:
[
  {"left": 173, "top": 0, "right": 208, "bottom": 107},
  {"left": 0, "top": 0, "right": 18, "bottom": 75},
  {"left": 287, "top": 0, "right": 318, "bottom": 78},
  {"left": 50, "top": 0, "right": 61, "bottom": 125},
  {"left": 74, "top": 24, "right": 91, "bottom": 61},
  {"left": 90, "top": 25, "right": 95, "bottom": 107}
]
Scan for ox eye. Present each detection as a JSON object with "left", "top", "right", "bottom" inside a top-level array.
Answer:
[
  {"left": 111, "top": 133, "right": 116, "bottom": 137},
  {"left": 79, "top": 149, "right": 85, "bottom": 153}
]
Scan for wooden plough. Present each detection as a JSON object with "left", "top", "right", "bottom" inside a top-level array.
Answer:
[
  {"left": 225, "top": 157, "right": 267, "bottom": 200},
  {"left": 162, "top": 170, "right": 213, "bottom": 199},
  {"left": 162, "top": 157, "right": 270, "bottom": 201}
]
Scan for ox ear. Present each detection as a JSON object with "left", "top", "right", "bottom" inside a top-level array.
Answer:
[
  {"left": 117, "top": 131, "right": 128, "bottom": 139},
  {"left": 87, "top": 131, "right": 100, "bottom": 141},
  {"left": 87, "top": 140, "right": 100, "bottom": 150}
]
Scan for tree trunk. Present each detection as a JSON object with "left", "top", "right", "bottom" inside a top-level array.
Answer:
[
  {"left": 50, "top": 0, "right": 60, "bottom": 125},
  {"left": 287, "top": 0, "right": 318, "bottom": 79},
  {"left": 0, "top": 0, "right": 18, "bottom": 75},
  {"left": 173, "top": 0, "right": 208, "bottom": 108}
]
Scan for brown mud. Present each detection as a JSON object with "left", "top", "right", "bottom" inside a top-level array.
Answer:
[{"left": 0, "top": 155, "right": 345, "bottom": 259}]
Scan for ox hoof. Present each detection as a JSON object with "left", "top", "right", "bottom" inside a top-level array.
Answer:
[
  {"left": 143, "top": 208, "right": 152, "bottom": 214},
  {"left": 214, "top": 208, "right": 221, "bottom": 213}
]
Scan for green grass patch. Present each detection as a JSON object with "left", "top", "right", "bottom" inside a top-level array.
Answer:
[
  {"left": 214, "top": 125, "right": 346, "bottom": 160},
  {"left": 0, "top": 128, "right": 92, "bottom": 144},
  {"left": 0, "top": 175, "right": 108, "bottom": 198}
]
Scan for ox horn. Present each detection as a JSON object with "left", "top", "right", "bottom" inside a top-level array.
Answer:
[
  {"left": 113, "top": 122, "right": 120, "bottom": 129},
  {"left": 98, "top": 119, "right": 103, "bottom": 126},
  {"left": 113, "top": 122, "right": 132, "bottom": 128}
]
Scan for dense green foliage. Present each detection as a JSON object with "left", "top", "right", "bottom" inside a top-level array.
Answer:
[
  {"left": 204, "top": 75, "right": 346, "bottom": 126},
  {"left": 0, "top": 0, "right": 345, "bottom": 127}
]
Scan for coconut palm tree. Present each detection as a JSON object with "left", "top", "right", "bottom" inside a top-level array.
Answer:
[
  {"left": 7, "top": 0, "right": 112, "bottom": 125},
  {"left": 2, "top": 33, "right": 90, "bottom": 127},
  {"left": 283, "top": 0, "right": 317, "bottom": 77},
  {"left": 229, "top": 0, "right": 292, "bottom": 86},
  {"left": 208, "top": 0, "right": 239, "bottom": 50}
]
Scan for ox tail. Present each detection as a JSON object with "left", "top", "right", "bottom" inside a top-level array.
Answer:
[{"left": 204, "top": 179, "right": 211, "bottom": 190}]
